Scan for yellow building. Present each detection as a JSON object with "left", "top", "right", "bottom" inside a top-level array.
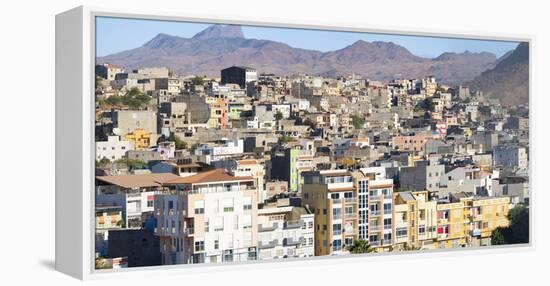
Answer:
[
  {"left": 436, "top": 193, "right": 510, "bottom": 249},
  {"left": 469, "top": 196, "right": 510, "bottom": 246},
  {"left": 124, "top": 128, "right": 152, "bottom": 150},
  {"left": 302, "top": 170, "right": 359, "bottom": 256},
  {"left": 393, "top": 191, "right": 438, "bottom": 250}
]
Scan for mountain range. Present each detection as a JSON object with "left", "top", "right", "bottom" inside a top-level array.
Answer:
[
  {"left": 97, "top": 24, "right": 511, "bottom": 86},
  {"left": 468, "top": 42, "right": 529, "bottom": 106}
]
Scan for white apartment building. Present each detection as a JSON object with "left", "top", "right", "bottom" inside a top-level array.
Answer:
[
  {"left": 257, "top": 201, "right": 314, "bottom": 260},
  {"left": 353, "top": 167, "right": 394, "bottom": 251},
  {"left": 155, "top": 169, "right": 259, "bottom": 265},
  {"left": 96, "top": 135, "right": 134, "bottom": 161},
  {"left": 194, "top": 139, "right": 244, "bottom": 164}
]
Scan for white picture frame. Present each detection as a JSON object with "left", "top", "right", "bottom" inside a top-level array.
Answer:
[{"left": 55, "top": 6, "right": 534, "bottom": 280}]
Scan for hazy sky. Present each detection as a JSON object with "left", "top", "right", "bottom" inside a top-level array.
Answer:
[{"left": 96, "top": 16, "right": 519, "bottom": 58}]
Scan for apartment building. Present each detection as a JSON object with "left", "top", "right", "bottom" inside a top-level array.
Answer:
[
  {"left": 302, "top": 170, "right": 359, "bottom": 256},
  {"left": 392, "top": 132, "right": 432, "bottom": 154},
  {"left": 350, "top": 167, "right": 394, "bottom": 252},
  {"left": 270, "top": 145, "right": 313, "bottom": 193},
  {"left": 95, "top": 173, "right": 179, "bottom": 229},
  {"left": 468, "top": 196, "right": 510, "bottom": 246},
  {"left": 393, "top": 191, "right": 437, "bottom": 250},
  {"left": 436, "top": 194, "right": 510, "bottom": 249},
  {"left": 96, "top": 135, "right": 134, "bottom": 161},
  {"left": 155, "top": 169, "right": 259, "bottom": 265},
  {"left": 257, "top": 199, "right": 314, "bottom": 260}
]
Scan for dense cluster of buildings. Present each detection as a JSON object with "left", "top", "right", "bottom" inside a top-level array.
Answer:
[{"left": 94, "top": 63, "right": 529, "bottom": 269}]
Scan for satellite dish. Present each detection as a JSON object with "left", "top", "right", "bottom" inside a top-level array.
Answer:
[{"left": 113, "top": 128, "right": 121, "bottom": 136}]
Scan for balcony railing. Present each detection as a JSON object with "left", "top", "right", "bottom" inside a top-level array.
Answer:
[
  {"left": 369, "top": 225, "right": 382, "bottom": 232},
  {"left": 258, "top": 223, "right": 278, "bottom": 232},
  {"left": 384, "top": 224, "right": 392, "bottom": 230},
  {"left": 345, "top": 213, "right": 357, "bottom": 219},
  {"left": 344, "top": 198, "right": 357, "bottom": 204},
  {"left": 369, "top": 195, "right": 381, "bottom": 201},
  {"left": 369, "top": 241, "right": 381, "bottom": 247},
  {"left": 384, "top": 210, "right": 392, "bottom": 215},
  {"left": 283, "top": 238, "right": 301, "bottom": 246},
  {"left": 284, "top": 220, "right": 302, "bottom": 229},
  {"left": 259, "top": 239, "right": 278, "bottom": 249},
  {"left": 370, "top": 210, "right": 381, "bottom": 216}
]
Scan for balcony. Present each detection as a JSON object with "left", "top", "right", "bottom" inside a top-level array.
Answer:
[
  {"left": 283, "top": 238, "right": 302, "bottom": 247},
  {"left": 369, "top": 241, "right": 381, "bottom": 247},
  {"left": 369, "top": 195, "right": 381, "bottom": 201},
  {"left": 370, "top": 210, "right": 381, "bottom": 216},
  {"left": 369, "top": 225, "right": 382, "bottom": 232},
  {"left": 384, "top": 224, "right": 392, "bottom": 230},
  {"left": 344, "top": 198, "right": 357, "bottom": 204},
  {"left": 184, "top": 228, "right": 194, "bottom": 235},
  {"left": 384, "top": 210, "right": 392, "bottom": 215},
  {"left": 259, "top": 239, "right": 278, "bottom": 249},
  {"left": 284, "top": 220, "right": 302, "bottom": 229},
  {"left": 258, "top": 223, "right": 278, "bottom": 232},
  {"left": 332, "top": 198, "right": 343, "bottom": 205},
  {"left": 345, "top": 213, "right": 357, "bottom": 219}
]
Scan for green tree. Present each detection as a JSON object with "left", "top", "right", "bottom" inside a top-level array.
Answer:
[
  {"left": 490, "top": 205, "right": 529, "bottom": 245},
  {"left": 104, "top": 95, "right": 122, "bottom": 106},
  {"left": 96, "top": 157, "right": 111, "bottom": 167},
  {"left": 347, "top": 239, "right": 374, "bottom": 254},
  {"left": 121, "top": 87, "right": 151, "bottom": 109},
  {"left": 114, "top": 158, "right": 148, "bottom": 170},
  {"left": 168, "top": 133, "right": 188, "bottom": 150},
  {"left": 351, "top": 115, "right": 365, "bottom": 129},
  {"left": 278, "top": 135, "right": 293, "bottom": 144},
  {"left": 490, "top": 227, "right": 508, "bottom": 245},
  {"left": 95, "top": 75, "right": 103, "bottom": 88},
  {"left": 192, "top": 76, "right": 204, "bottom": 86},
  {"left": 275, "top": 111, "right": 283, "bottom": 121}
]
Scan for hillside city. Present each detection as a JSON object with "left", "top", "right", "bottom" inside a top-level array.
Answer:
[{"left": 94, "top": 51, "right": 529, "bottom": 268}]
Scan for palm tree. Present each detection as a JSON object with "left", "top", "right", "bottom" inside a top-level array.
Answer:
[{"left": 347, "top": 239, "right": 374, "bottom": 254}]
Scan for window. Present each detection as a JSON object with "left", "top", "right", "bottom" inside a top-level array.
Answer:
[
  {"left": 396, "top": 227, "right": 408, "bottom": 238},
  {"left": 383, "top": 233, "right": 392, "bottom": 242},
  {"left": 333, "top": 208, "right": 342, "bottom": 219},
  {"left": 332, "top": 224, "right": 342, "bottom": 235},
  {"left": 419, "top": 225, "right": 426, "bottom": 234},
  {"left": 194, "top": 201, "right": 205, "bottom": 214},
  {"left": 205, "top": 220, "right": 209, "bottom": 232},
  {"left": 345, "top": 237, "right": 353, "bottom": 247},
  {"left": 194, "top": 241, "right": 205, "bottom": 252},
  {"left": 147, "top": 200, "right": 154, "bottom": 208},
  {"left": 383, "top": 218, "right": 392, "bottom": 229},
  {"left": 243, "top": 215, "right": 252, "bottom": 229},
  {"left": 330, "top": 193, "right": 339, "bottom": 199},
  {"left": 224, "top": 206, "right": 234, "bottom": 212},
  {"left": 333, "top": 239, "right": 342, "bottom": 251},
  {"left": 243, "top": 197, "right": 252, "bottom": 211},
  {"left": 323, "top": 208, "right": 327, "bottom": 215},
  {"left": 383, "top": 203, "right": 392, "bottom": 214},
  {"left": 345, "top": 206, "right": 354, "bottom": 216},
  {"left": 214, "top": 240, "right": 219, "bottom": 250},
  {"left": 308, "top": 221, "right": 314, "bottom": 229}
]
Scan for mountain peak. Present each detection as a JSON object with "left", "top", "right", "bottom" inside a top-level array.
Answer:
[
  {"left": 143, "top": 33, "right": 185, "bottom": 49},
  {"left": 192, "top": 24, "right": 244, "bottom": 40}
]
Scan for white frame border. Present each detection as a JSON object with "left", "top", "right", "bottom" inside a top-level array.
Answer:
[{"left": 55, "top": 5, "right": 534, "bottom": 280}]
